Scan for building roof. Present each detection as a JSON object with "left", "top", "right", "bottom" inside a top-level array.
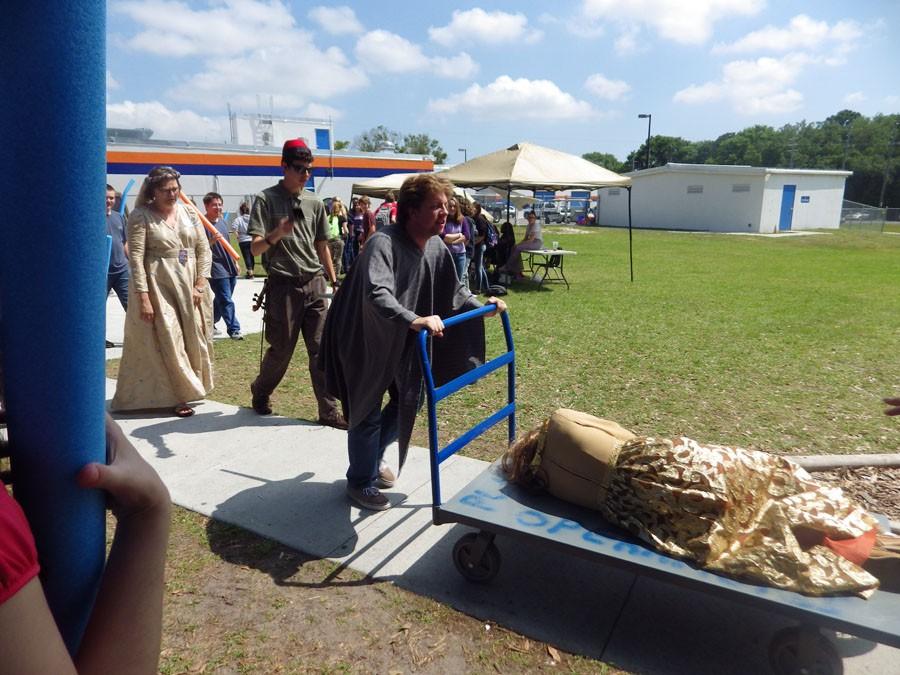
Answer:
[{"left": 626, "top": 163, "right": 852, "bottom": 178}]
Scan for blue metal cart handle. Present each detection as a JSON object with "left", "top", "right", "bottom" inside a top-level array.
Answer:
[{"left": 416, "top": 304, "right": 516, "bottom": 511}]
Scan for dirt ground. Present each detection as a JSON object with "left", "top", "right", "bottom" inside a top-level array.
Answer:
[
  {"left": 810, "top": 466, "right": 900, "bottom": 521},
  {"left": 156, "top": 467, "right": 900, "bottom": 674},
  {"left": 159, "top": 509, "right": 623, "bottom": 675}
]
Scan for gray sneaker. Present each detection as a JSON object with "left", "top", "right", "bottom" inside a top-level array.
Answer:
[
  {"left": 347, "top": 485, "right": 390, "bottom": 511},
  {"left": 375, "top": 461, "right": 396, "bottom": 489}
]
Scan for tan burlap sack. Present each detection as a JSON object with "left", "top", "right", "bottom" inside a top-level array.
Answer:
[{"left": 539, "top": 409, "right": 635, "bottom": 510}]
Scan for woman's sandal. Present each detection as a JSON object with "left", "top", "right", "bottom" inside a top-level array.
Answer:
[{"left": 174, "top": 403, "right": 195, "bottom": 418}]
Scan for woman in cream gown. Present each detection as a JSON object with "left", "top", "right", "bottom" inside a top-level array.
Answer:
[{"left": 111, "top": 166, "right": 214, "bottom": 417}]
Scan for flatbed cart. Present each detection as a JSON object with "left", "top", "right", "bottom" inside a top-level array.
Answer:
[{"left": 418, "top": 305, "right": 900, "bottom": 675}]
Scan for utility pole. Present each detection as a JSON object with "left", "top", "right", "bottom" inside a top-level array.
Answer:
[
  {"left": 841, "top": 119, "right": 852, "bottom": 171},
  {"left": 638, "top": 113, "right": 652, "bottom": 169}
]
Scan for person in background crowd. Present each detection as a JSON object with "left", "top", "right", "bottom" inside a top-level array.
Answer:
[
  {"left": 247, "top": 139, "right": 345, "bottom": 428},
  {"left": 441, "top": 197, "right": 470, "bottom": 287},
  {"left": 460, "top": 200, "right": 476, "bottom": 288},
  {"left": 319, "top": 173, "right": 506, "bottom": 511},
  {"left": 105, "top": 184, "right": 129, "bottom": 348},
  {"left": 204, "top": 192, "right": 242, "bottom": 340},
  {"left": 233, "top": 202, "right": 255, "bottom": 279},
  {"left": 499, "top": 211, "right": 543, "bottom": 279},
  {"left": 373, "top": 191, "right": 397, "bottom": 231},
  {"left": 343, "top": 197, "right": 361, "bottom": 272},
  {"left": 470, "top": 202, "right": 491, "bottom": 293},
  {"left": 327, "top": 198, "right": 348, "bottom": 278},
  {"left": 111, "top": 166, "right": 213, "bottom": 418},
  {"left": 489, "top": 221, "right": 516, "bottom": 273},
  {"left": 358, "top": 195, "right": 377, "bottom": 246}
]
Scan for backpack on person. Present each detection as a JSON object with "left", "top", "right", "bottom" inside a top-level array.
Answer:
[
  {"left": 484, "top": 220, "right": 499, "bottom": 249},
  {"left": 374, "top": 203, "right": 393, "bottom": 231}
]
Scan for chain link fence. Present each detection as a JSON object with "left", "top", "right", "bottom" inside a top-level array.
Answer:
[{"left": 839, "top": 200, "right": 900, "bottom": 232}]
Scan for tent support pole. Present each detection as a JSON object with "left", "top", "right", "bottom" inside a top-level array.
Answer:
[{"left": 627, "top": 185, "right": 634, "bottom": 282}]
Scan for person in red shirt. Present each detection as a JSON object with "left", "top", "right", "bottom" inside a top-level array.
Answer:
[{"left": 0, "top": 414, "right": 171, "bottom": 673}]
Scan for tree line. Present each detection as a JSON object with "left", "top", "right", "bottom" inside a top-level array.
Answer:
[
  {"left": 337, "top": 125, "right": 447, "bottom": 164},
  {"left": 584, "top": 110, "right": 900, "bottom": 207}
]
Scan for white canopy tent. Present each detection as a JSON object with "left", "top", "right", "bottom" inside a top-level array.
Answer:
[
  {"left": 351, "top": 172, "right": 417, "bottom": 199},
  {"left": 439, "top": 142, "right": 636, "bottom": 280},
  {"left": 351, "top": 172, "right": 494, "bottom": 220},
  {"left": 439, "top": 142, "right": 630, "bottom": 191}
]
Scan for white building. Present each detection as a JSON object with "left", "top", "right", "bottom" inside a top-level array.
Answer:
[
  {"left": 228, "top": 112, "right": 334, "bottom": 151},
  {"left": 597, "top": 163, "right": 851, "bottom": 233}
]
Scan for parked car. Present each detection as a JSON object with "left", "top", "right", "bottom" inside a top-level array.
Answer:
[
  {"left": 487, "top": 204, "right": 517, "bottom": 222},
  {"left": 542, "top": 202, "right": 568, "bottom": 224}
]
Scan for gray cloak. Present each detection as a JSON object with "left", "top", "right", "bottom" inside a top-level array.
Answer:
[{"left": 319, "top": 224, "right": 484, "bottom": 471}]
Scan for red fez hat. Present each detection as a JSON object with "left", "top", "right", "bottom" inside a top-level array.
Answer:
[{"left": 283, "top": 138, "right": 308, "bottom": 152}]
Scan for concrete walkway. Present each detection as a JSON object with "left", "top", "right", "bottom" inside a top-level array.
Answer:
[{"left": 105, "top": 283, "right": 899, "bottom": 675}]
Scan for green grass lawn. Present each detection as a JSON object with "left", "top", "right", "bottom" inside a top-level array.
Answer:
[{"left": 119, "top": 226, "right": 900, "bottom": 462}]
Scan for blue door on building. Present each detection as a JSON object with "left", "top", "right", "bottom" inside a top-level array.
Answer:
[{"left": 778, "top": 185, "right": 796, "bottom": 231}]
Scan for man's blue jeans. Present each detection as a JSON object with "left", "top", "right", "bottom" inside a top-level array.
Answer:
[
  {"left": 107, "top": 269, "right": 129, "bottom": 309},
  {"left": 210, "top": 276, "right": 240, "bottom": 335},
  {"left": 451, "top": 251, "right": 468, "bottom": 288},
  {"left": 472, "top": 243, "right": 490, "bottom": 291},
  {"left": 346, "top": 386, "right": 399, "bottom": 489}
]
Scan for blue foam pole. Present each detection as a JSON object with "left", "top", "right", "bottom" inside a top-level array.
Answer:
[
  {"left": 0, "top": 2, "right": 107, "bottom": 653},
  {"left": 119, "top": 178, "right": 135, "bottom": 216}
]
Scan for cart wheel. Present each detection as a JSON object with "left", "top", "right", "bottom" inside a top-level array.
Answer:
[
  {"left": 768, "top": 627, "right": 843, "bottom": 675},
  {"left": 452, "top": 532, "right": 501, "bottom": 583}
]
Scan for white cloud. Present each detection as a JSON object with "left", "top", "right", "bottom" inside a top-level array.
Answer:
[
  {"left": 116, "top": 0, "right": 297, "bottom": 56},
  {"left": 613, "top": 25, "right": 642, "bottom": 55},
  {"left": 355, "top": 29, "right": 429, "bottom": 73},
  {"left": 303, "top": 102, "right": 343, "bottom": 120},
  {"left": 428, "top": 8, "right": 542, "bottom": 46},
  {"left": 170, "top": 43, "right": 368, "bottom": 110},
  {"left": 432, "top": 53, "right": 480, "bottom": 80},
  {"left": 427, "top": 76, "right": 594, "bottom": 121},
  {"left": 712, "top": 14, "right": 863, "bottom": 55},
  {"left": 106, "top": 100, "right": 228, "bottom": 142},
  {"left": 674, "top": 53, "right": 810, "bottom": 114},
  {"left": 581, "top": 0, "right": 764, "bottom": 45},
  {"left": 741, "top": 90, "right": 804, "bottom": 115},
  {"left": 355, "top": 30, "right": 480, "bottom": 79},
  {"left": 584, "top": 74, "right": 631, "bottom": 101},
  {"left": 308, "top": 5, "right": 364, "bottom": 35},
  {"left": 885, "top": 95, "right": 900, "bottom": 108},
  {"left": 107, "top": 70, "right": 120, "bottom": 91},
  {"left": 672, "top": 82, "right": 723, "bottom": 104},
  {"left": 843, "top": 91, "right": 866, "bottom": 105},
  {"left": 538, "top": 12, "right": 605, "bottom": 39},
  {"left": 118, "top": 0, "right": 367, "bottom": 114}
]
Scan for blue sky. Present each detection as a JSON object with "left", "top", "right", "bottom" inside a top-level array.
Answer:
[{"left": 106, "top": 1, "right": 899, "bottom": 163}]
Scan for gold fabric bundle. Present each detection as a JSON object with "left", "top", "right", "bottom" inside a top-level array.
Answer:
[{"left": 534, "top": 410, "right": 880, "bottom": 597}]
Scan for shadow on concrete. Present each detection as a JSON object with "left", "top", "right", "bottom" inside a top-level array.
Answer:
[
  {"left": 205, "top": 470, "right": 429, "bottom": 590},
  {"left": 109, "top": 405, "right": 314, "bottom": 458}
]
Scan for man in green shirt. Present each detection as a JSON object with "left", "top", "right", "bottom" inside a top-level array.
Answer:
[{"left": 247, "top": 139, "right": 345, "bottom": 428}]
